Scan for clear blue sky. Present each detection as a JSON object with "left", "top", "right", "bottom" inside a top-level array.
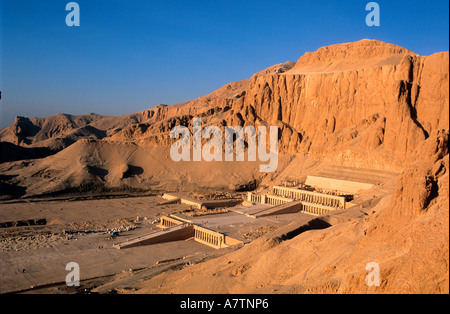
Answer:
[{"left": 0, "top": 0, "right": 448, "bottom": 128}]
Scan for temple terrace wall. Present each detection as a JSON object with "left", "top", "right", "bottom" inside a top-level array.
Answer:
[
  {"left": 193, "top": 225, "right": 226, "bottom": 249},
  {"left": 272, "top": 186, "right": 346, "bottom": 209},
  {"left": 115, "top": 215, "right": 241, "bottom": 250},
  {"left": 246, "top": 186, "right": 350, "bottom": 216},
  {"left": 305, "top": 176, "right": 373, "bottom": 194}
]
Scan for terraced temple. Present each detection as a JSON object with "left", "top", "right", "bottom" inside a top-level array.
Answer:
[
  {"left": 114, "top": 215, "right": 241, "bottom": 250},
  {"left": 245, "top": 179, "right": 358, "bottom": 217}
]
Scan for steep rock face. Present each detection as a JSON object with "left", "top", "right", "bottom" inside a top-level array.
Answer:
[
  {"left": 226, "top": 40, "right": 448, "bottom": 170},
  {"left": 134, "top": 61, "right": 296, "bottom": 125},
  {"left": 2, "top": 40, "right": 447, "bottom": 172},
  {"left": 376, "top": 129, "right": 448, "bottom": 221},
  {"left": 114, "top": 40, "right": 447, "bottom": 172},
  {"left": 1, "top": 40, "right": 448, "bottom": 192},
  {"left": 345, "top": 130, "right": 450, "bottom": 293}
]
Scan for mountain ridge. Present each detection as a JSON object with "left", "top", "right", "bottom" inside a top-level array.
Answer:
[{"left": 0, "top": 39, "right": 448, "bottom": 197}]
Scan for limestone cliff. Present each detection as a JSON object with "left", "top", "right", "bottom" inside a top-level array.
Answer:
[
  {"left": 226, "top": 40, "right": 448, "bottom": 170},
  {"left": 110, "top": 39, "right": 449, "bottom": 171},
  {"left": 2, "top": 40, "right": 447, "bottom": 173}
]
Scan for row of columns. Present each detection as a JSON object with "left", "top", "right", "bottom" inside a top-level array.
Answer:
[
  {"left": 160, "top": 217, "right": 179, "bottom": 228},
  {"left": 265, "top": 196, "right": 290, "bottom": 206},
  {"left": 248, "top": 193, "right": 262, "bottom": 203},
  {"left": 248, "top": 193, "right": 292, "bottom": 206},
  {"left": 194, "top": 228, "right": 224, "bottom": 248},
  {"left": 273, "top": 187, "right": 345, "bottom": 208},
  {"left": 301, "top": 204, "right": 330, "bottom": 216}
]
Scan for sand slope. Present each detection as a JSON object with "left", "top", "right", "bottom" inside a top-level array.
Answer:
[{"left": 1, "top": 140, "right": 293, "bottom": 198}]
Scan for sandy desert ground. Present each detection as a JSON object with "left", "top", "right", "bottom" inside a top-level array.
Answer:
[{"left": 0, "top": 192, "right": 318, "bottom": 293}]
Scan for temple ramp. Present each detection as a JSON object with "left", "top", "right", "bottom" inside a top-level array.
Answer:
[
  {"left": 161, "top": 193, "right": 241, "bottom": 209},
  {"left": 114, "top": 216, "right": 242, "bottom": 250},
  {"left": 231, "top": 203, "right": 272, "bottom": 216},
  {"left": 305, "top": 176, "right": 374, "bottom": 194},
  {"left": 113, "top": 223, "right": 194, "bottom": 249},
  {"left": 310, "top": 165, "right": 400, "bottom": 186},
  {"left": 251, "top": 200, "right": 303, "bottom": 218}
]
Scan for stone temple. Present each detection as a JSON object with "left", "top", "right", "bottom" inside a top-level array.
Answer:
[{"left": 112, "top": 175, "right": 375, "bottom": 251}]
